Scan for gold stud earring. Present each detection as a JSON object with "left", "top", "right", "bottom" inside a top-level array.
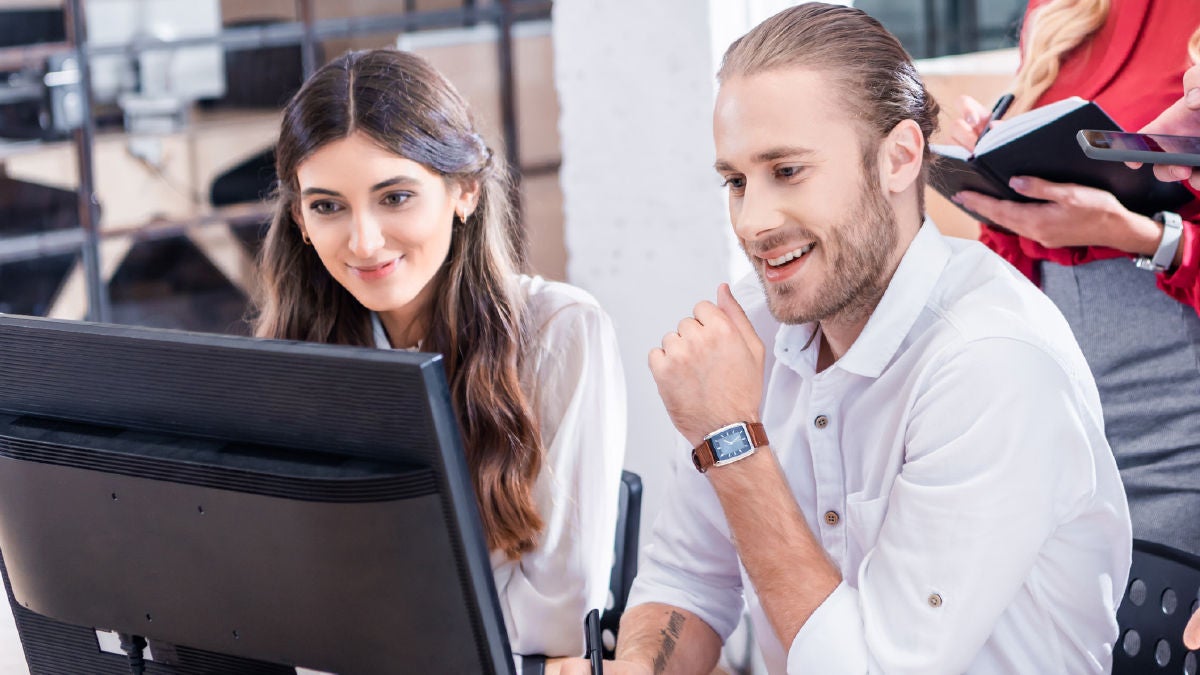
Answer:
[{"left": 300, "top": 230, "right": 311, "bottom": 245}]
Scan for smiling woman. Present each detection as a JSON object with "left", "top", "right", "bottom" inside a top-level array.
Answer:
[
  {"left": 254, "top": 49, "right": 627, "bottom": 668},
  {"left": 293, "top": 133, "right": 466, "bottom": 348}
]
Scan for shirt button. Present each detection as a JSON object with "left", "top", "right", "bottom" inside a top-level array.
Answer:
[
  {"left": 814, "top": 415, "right": 829, "bottom": 429},
  {"left": 928, "top": 593, "right": 943, "bottom": 608},
  {"left": 824, "top": 510, "right": 840, "bottom": 526}
]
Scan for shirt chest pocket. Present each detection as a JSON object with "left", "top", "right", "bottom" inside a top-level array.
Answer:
[{"left": 844, "top": 493, "right": 890, "bottom": 563}]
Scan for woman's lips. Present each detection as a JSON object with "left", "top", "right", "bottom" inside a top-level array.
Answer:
[{"left": 349, "top": 257, "right": 400, "bottom": 281}]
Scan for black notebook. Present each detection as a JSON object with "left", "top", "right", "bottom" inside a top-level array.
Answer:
[{"left": 929, "top": 97, "right": 1192, "bottom": 229}]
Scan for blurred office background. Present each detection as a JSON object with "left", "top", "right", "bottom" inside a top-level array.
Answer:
[{"left": 0, "top": 1, "right": 1023, "bottom": 672}]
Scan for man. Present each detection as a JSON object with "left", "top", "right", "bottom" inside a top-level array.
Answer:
[{"left": 561, "top": 4, "right": 1130, "bottom": 674}]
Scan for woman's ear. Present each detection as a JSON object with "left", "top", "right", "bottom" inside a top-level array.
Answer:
[
  {"left": 289, "top": 201, "right": 311, "bottom": 243},
  {"left": 290, "top": 200, "right": 305, "bottom": 228},
  {"left": 880, "top": 118, "right": 925, "bottom": 196},
  {"left": 455, "top": 178, "right": 482, "bottom": 218}
]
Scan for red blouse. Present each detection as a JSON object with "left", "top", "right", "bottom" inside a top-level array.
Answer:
[{"left": 978, "top": 0, "right": 1200, "bottom": 313}]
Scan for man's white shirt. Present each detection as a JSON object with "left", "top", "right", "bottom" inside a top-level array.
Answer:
[{"left": 627, "top": 222, "right": 1132, "bottom": 674}]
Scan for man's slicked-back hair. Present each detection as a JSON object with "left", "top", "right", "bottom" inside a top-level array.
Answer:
[{"left": 718, "top": 3, "right": 940, "bottom": 209}]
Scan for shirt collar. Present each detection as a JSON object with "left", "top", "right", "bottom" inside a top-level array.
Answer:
[
  {"left": 837, "top": 219, "right": 950, "bottom": 378},
  {"left": 370, "top": 312, "right": 391, "bottom": 349},
  {"left": 773, "top": 220, "right": 950, "bottom": 379}
]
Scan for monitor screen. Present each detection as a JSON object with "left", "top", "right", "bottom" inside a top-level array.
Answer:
[{"left": 0, "top": 314, "right": 513, "bottom": 674}]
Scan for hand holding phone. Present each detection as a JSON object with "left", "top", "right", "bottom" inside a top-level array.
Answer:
[{"left": 1078, "top": 129, "right": 1200, "bottom": 166}]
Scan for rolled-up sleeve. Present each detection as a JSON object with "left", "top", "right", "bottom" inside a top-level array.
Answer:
[
  {"left": 787, "top": 337, "right": 1118, "bottom": 674},
  {"left": 626, "top": 444, "right": 747, "bottom": 640}
]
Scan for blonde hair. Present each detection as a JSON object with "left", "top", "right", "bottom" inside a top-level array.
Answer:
[
  {"left": 719, "top": 3, "right": 940, "bottom": 212},
  {"left": 1012, "top": 0, "right": 1200, "bottom": 115}
]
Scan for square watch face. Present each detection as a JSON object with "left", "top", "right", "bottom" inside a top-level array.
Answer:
[{"left": 709, "top": 425, "right": 752, "bottom": 462}]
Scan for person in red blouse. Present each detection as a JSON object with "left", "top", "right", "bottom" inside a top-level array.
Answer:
[
  {"left": 1138, "top": 56, "right": 1200, "bottom": 658},
  {"left": 949, "top": 0, "right": 1200, "bottom": 558},
  {"left": 1138, "top": 62, "right": 1200, "bottom": 189}
]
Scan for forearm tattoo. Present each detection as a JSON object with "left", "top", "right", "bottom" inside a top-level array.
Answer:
[{"left": 652, "top": 610, "right": 687, "bottom": 674}]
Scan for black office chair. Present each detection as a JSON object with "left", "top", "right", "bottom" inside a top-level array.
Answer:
[
  {"left": 522, "top": 470, "right": 642, "bottom": 674},
  {"left": 1113, "top": 538, "right": 1200, "bottom": 674},
  {"left": 600, "top": 470, "right": 643, "bottom": 659}
]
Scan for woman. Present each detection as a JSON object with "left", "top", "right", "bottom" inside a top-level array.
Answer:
[
  {"left": 255, "top": 49, "right": 626, "bottom": 668},
  {"left": 951, "top": 0, "right": 1200, "bottom": 555}
]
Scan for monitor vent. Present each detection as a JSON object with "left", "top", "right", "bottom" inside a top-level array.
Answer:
[{"left": 0, "top": 435, "right": 437, "bottom": 503}]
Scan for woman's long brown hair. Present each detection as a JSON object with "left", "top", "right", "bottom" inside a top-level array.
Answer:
[{"left": 255, "top": 49, "right": 544, "bottom": 559}]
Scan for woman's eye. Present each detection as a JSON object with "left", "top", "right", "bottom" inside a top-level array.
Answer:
[
  {"left": 382, "top": 191, "right": 412, "bottom": 207},
  {"left": 310, "top": 200, "right": 342, "bottom": 216},
  {"left": 722, "top": 176, "right": 746, "bottom": 191},
  {"left": 776, "top": 166, "right": 803, "bottom": 179}
]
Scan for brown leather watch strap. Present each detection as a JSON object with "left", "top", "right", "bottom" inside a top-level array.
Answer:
[
  {"left": 691, "top": 422, "right": 768, "bottom": 473},
  {"left": 746, "top": 421, "right": 768, "bottom": 448},
  {"left": 691, "top": 441, "right": 716, "bottom": 473}
]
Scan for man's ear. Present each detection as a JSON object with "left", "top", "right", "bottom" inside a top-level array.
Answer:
[{"left": 879, "top": 118, "right": 925, "bottom": 196}]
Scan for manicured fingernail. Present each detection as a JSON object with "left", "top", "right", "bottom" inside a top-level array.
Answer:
[
  {"left": 1176, "top": 165, "right": 1192, "bottom": 179},
  {"left": 1187, "top": 88, "right": 1200, "bottom": 108},
  {"left": 1009, "top": 176, "right": 1029, "bottom": 190},
  {"left": 965, "top": 112, "right": 979, "bottom": 126}
]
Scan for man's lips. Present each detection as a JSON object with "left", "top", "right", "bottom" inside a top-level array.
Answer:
[
  {"left": 762, "top": 242, "right": 817, "bottom": 267},
  {"left": 756, "top": 242, "right": 816, "bottom": 283}
]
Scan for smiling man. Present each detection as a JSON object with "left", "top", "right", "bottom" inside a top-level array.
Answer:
[{"left": 561, "top": 4, "right": 1132, "bottom": 675}]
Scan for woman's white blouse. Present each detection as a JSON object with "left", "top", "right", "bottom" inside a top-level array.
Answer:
[{"left": 373, "top": 275, "right": 626, "bottom": 664}]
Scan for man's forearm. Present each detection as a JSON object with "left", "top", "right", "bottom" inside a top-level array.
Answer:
[
  {"left": 708, "top": 448, "right": 841, "bottom": 649},
  {"left": 615, "top": 603, "right": 722, "bottom": 674}
]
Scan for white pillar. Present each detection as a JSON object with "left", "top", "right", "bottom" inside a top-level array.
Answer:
[
  {"left": 554, "top": 0, "right": 723, "bottom": 541},
  {"left": 552, "top": 0, "right": 813, "bottom": 547}
]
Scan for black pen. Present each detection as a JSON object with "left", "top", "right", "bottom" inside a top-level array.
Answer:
[
  {"left": 975, "top": 92, "right": 1015, "bottom": 144},
  {"left": 584, "top": 608, "right": 603, "bottom": 674}
]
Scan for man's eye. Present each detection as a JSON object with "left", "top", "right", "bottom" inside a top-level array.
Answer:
[
  {"left": 722, "top": 176, "right": 746, "bottom": 190},
  {"left": 777, "top": 166, "right": 803, "bottom": 179}
]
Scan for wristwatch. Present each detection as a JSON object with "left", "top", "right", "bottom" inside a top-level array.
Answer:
[
  {"left": 692, "top": 421, "right": 769, "bottom": 473},
  {"left": 1134, "top": 211, "right": 1183, "bottom": 272}
]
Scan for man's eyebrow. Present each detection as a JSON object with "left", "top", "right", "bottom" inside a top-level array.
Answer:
[
  {"left": 754, "top": 146, "right": 815, "bottom": 163},
  {"left": 714, "top": 147, "right": 816, "bottom": 173}
]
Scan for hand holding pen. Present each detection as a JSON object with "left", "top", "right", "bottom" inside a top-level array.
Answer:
[
  {"left": 950, "top": 92, "right": 1014, "bottom": 152},
  {"left": 560, "top": 632, "right": 650, "bottom": 675}
]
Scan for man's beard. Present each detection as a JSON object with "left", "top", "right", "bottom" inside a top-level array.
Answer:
[{"left": 749, "top": 168, "right": 899, "bottom": 327}]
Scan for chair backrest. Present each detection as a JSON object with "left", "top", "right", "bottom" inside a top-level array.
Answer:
[
  {"left": 1114, "top": 538, "right": 1200, "bottom": 674},
  {"left": 519, "top": 471, "right": 642, "bottom": 674},
  {"left": 599, "top": 470, "right": 642, "bottom": 660}
]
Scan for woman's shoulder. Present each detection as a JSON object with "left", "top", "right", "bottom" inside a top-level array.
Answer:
[{"left": 516, "top": 274, "right": 610, "bottom": 335}]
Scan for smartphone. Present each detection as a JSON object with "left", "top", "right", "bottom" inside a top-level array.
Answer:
[{"left": 1077, "top": 129, "right": 1200, "bottom": 166}]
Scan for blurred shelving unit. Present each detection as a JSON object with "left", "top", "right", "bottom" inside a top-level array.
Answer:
[{"left": 0, "top": 0, "right": 558, "bottom": 332}]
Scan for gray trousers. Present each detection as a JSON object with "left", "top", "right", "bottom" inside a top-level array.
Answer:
[{"left": 1042, "top": 257, "right": 1200, "bottom": 555}]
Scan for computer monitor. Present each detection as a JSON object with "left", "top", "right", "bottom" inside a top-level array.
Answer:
[{"left": 0, "top": 314, "right": 514, "bottom": 674}]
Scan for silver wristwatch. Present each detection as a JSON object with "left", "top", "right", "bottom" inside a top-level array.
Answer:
[{"left": 1134, "top": 211, "right": 1183, "bottom": 272}]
